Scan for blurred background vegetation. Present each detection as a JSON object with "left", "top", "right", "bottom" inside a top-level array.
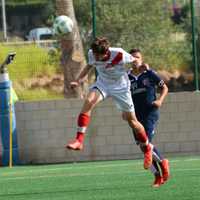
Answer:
[
  {"left": 74, "top": 0, "right": 192, "bottom": 72},
  {"left": 0, "top": 0, "right": 199, "bottom": 100}
]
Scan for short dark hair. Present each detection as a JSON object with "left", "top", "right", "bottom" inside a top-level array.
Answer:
[
  {"left": 129, "top": 48, "right": 141, "bottom": 54},
  {"left": 91, "top": 37, "right": 110, "bottom": 54}
]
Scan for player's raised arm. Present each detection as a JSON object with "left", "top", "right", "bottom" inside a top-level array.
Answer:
[
  {"left": 121, "top": 49, "right": 135, "bottom": 65},
  {"left": 70, "top": 64, "right": 93, "bottom": 88}
]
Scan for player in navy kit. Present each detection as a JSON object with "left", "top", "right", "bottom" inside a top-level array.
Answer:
[{"left": 128, "top": 48, "right": 170, "bottom": 187}]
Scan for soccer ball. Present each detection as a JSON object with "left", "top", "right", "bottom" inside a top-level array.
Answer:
[{"left": 53, "top": 15, "right": 74, "bottom": 36}]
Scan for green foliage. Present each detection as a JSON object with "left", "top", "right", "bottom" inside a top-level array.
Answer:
[
  {"left": 74, "top": 0, "right": 192, "bottom": 71},
  {"left": 6, "top": 0, "right": 55, "bottom": 25},
  {"left": 40, "top": 0, "right": 56, "bottom": 25},
  {"left": 170, "top": 1, "right": 200, "bottom": 73},
  {"left": 6, "top": 0, "right": 49, "bottom": 6}
]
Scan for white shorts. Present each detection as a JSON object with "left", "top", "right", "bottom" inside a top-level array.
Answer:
[{"left": 90, "top": 78, "right": 135, "bottom": 113}]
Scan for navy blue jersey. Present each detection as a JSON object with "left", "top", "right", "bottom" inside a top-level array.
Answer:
[{"left": 128, "top": 69, "right": 164, "bottom": 121}]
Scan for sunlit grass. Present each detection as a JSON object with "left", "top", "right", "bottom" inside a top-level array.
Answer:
[{"left": 0, "top": 157, "right": 200, "bottom": 200}]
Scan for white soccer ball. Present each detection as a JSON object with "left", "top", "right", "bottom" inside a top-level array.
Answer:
[{"left": 53, "top": 15, "right": 74, "bottom": 36}]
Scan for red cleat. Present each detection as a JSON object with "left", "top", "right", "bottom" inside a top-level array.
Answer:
[
  {"left": 152, "top": 175, "right": 164, "bottom": 188},
  {"left": 66, "top": 139, "right": 83, "bottom": 150},
  {"left": 160, "top": 159, "right": 170, "bottom": 182},
  {"left": 143, "top": 144, "right": 153, "bottom": 169}
]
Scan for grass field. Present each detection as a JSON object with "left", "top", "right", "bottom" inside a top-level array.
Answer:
[
  {"left": 0, "top": 156, "right": 200, "bottom": 200},
  {"left": 0, "top": 43, "right": 62, "bottom": 101}
]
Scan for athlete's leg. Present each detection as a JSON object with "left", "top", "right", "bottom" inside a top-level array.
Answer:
[
  {"left": 132, "top": 128, "right": 161, "bottom": 171},
  {"left": 123, "top": 111, "right": 153, "bottom": 169},
  {"left": 131, "top": 127, "right": 164, "bottom": 187},
  {"left": 66, "top": 89, "right": 103, "bottom": 150},
  {"left": 143, "top": 113, "right": 170, "bottom": 184},
  {"left": 112, "top": 90, "right": 153, "bottom": 169},
  {"left": 144, "top": 114, "right": 163, "bottom": 161}
]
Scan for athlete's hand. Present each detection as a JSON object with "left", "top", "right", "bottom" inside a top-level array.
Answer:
[
  {"left": 141, "top": 63, "right": 149, "bottom": 70},
  {"left": 70, "top": 81, "right": 80, "bottom": 88},
  {"left": 152, "top": 100, "right": 162, "bottom": 108}
]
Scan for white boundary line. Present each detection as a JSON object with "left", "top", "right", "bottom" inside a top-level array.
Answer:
[
  {"left": 1, "top": 157, "right": 200, "bottom": 176},
  {"left": 1, "top": 167, "right": 200, "bottom": 181},
  {"left": 1, "top": 157, "right": 200, "bottom": 181}
]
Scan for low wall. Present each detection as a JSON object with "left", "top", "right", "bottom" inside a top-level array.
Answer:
[{"left": 15, "top": 92, "right": 200, "bottom": 164}]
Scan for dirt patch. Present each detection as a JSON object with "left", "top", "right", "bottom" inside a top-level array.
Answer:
[
  {"left": 15, "top": 73, "right": 64, "bottom": 94},
  {"left": 157, "top": 70, "right": 195, "bottom": 92},
  {"left": 14, "top": 70, "right": 196, "bottom": 95}
]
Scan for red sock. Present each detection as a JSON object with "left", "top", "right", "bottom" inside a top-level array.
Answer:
[
  {"left": 76, "top": 113, "right": 90, "bottom": 143},
  {"left": 136, "top": 130, "right": 148, "bottom": 144},
  {"left": 76, "top": 132, "right": 85, "bottom": 143}
]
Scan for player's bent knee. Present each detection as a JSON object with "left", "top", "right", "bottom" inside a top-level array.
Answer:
[
  {"left": 127, "top": 119, "right": 139, "bottom": 129},
  {"left": 85, "top": 99, "right": 96, "bottom": 108}
]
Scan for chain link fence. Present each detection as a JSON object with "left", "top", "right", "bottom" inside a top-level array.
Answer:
[{"left": 0, "top": 41, "right": 63, "bottom": 101}]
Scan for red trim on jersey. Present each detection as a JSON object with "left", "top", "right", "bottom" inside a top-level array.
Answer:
[{"left": 111, "top": 52, "right": 123, "bottom": 65}]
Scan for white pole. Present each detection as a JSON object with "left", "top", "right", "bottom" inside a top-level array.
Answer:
[{"left": 1, "top": 0, "right": 7, "bottom": 41}]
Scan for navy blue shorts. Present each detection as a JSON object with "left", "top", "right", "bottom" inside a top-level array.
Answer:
[{"left": 133, "top": 110, "right": 159, "bottom": 143}]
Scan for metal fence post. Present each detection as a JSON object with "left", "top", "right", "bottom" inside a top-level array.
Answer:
[
  {"left": 1, "top": 0, "right": 8, "bottom": 41},
  {"left": 91, "top": 0, "right": 96, "bottom": 39},
  {"left": 91, "top": 0, "right": 98, "bottom": 78},
  {"left": 190, "top": 0, "right": 199, "bottom": 91}
]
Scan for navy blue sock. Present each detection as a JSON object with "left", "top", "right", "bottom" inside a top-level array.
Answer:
[
  {"left": 151, "top": 160, "right": 161, "bottom": 176},
  {"left": 153, "top": 146, "right": 164, "bottom": 163}
]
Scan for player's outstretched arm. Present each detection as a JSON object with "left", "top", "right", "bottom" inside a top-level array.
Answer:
[{"left": 70, "top": 64, "right": 93, "bottom": 88}]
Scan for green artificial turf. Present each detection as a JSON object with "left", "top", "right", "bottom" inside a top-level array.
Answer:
[{"left": 0, "top": 156, "right": 200, "bottom": 200}]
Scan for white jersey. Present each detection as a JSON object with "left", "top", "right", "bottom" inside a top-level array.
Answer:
[{"left": 88, "top": 47, "right": 134, "bottom": 92}]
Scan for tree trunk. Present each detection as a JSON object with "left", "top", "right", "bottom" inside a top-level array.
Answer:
[{"left": 55, "top": 0, "right": 88, "bottom": 98}]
